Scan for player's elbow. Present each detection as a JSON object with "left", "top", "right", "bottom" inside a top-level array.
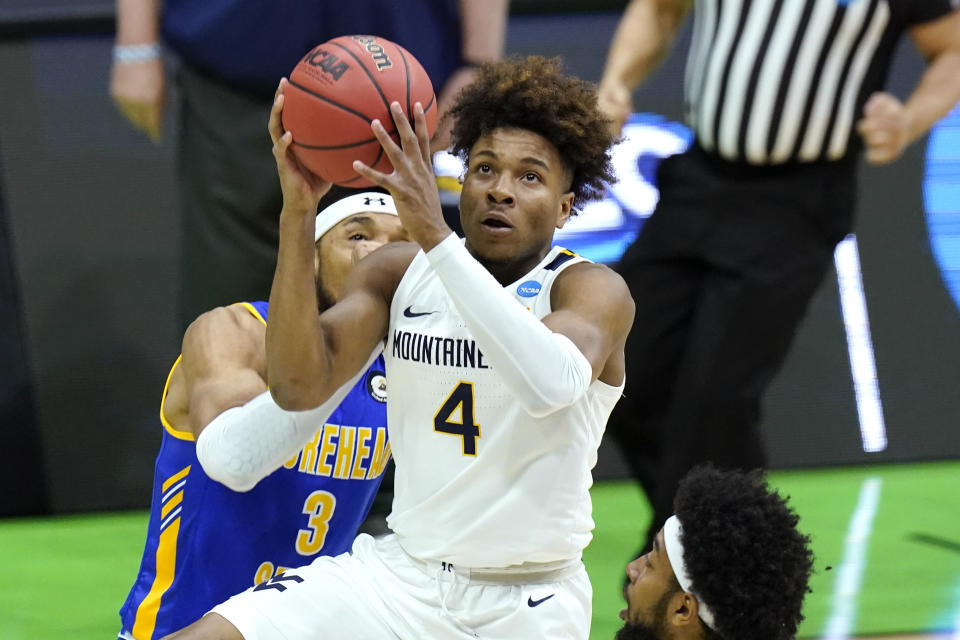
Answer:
[
  {"left": 522, "top": 397, "right": 572, "bottom": 419},
  {"left": 195, "top": 419, "right": 263, "bottom": 492},
  {"left": 518, "top": 334, "right": 593, "bottom": 417},
  {"left": 267, "top": 379, "right": 327, "bottom": 412},
  {"left": 196, "top": 448, "right": 261, "bottom": 492},
  {"left": 205, "top": 465, "right": 259, "bottom": 493},
  {"left": 520, "top": 357, "right": 592, "bottom": 417}
]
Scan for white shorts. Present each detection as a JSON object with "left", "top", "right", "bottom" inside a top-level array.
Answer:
[{"left": 211, "top": 533, "right": 592, "bottom": 640}]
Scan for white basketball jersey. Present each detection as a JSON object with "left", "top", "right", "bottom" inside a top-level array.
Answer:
[{"left": 385, "top": 244, "right": 624, "bottom": 568}]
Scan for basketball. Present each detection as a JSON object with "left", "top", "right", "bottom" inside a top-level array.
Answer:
[{"left": 281, "top": 35, "right": 438, "bottom": 187}]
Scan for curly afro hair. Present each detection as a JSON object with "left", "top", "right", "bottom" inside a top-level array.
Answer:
[
  {"left": 448, "top": 55, "right": 617, "bottom": 210},
  {"left": 674, "top": 465, "right": 814, "bottom": 640}
]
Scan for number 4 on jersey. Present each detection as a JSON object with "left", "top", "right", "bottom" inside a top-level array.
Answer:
[{"left": 434, "top": 382, "right": 481, "bottom": 456}]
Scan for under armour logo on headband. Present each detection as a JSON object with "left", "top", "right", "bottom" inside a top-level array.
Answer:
[{"left": 364, "top": 197, "right": 387, "bottom": 206}]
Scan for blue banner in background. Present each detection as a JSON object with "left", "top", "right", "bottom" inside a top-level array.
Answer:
[
  {"left": 553, "top": 113, "right": 693, "bottom": 264},
  {"left": 923, "top": 103, "right": 960, "bottom": 313}
]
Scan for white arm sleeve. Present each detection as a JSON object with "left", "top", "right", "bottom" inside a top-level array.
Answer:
[
  {"left": 425, "top": 233, "right": 592, "bottom": 418},
  {"left": 195, "top": 345, "right": 382, "bottom": 491}
]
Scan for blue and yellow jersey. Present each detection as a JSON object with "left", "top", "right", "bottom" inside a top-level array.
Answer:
[{"left": 119, "top": 301, "right": 390, "bottom": 639}]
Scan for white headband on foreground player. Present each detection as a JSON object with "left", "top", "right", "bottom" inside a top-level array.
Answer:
[
  {"left": 196, "top": 192, "right": 396, "bottom": 492},
  {"left": 663, "top": 515, "right": 718, "bottom": 631},
  {"left": 314, "top": 191, "right": 398, "bottom": 241}
]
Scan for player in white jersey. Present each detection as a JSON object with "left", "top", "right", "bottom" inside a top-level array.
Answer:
[{"left": 163, "top": 56, "right": 633, "bottom": 640}]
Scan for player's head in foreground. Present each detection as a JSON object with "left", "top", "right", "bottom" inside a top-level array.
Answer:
[
  {"left": 447, "top": 56, "right": 616, "bottom": 280},
  {"left": 617, "top": 465, "right": 814, "bottom": 640},
  {"left": 313, "top": 190, "right": 405, "bottom": 309}
]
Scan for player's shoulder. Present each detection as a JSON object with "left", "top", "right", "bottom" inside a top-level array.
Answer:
[
  {"left": 182, "top": 304, "right": 266, "bottom": 355},
  {"left": 557, "top": 259, "right": 630, "bottom": 292},
  {"left": 186, "top": 303, "right": 264, "bottom": 333},
  {"left": 553, "top": 261, "right": 635, "bottom": 316}
]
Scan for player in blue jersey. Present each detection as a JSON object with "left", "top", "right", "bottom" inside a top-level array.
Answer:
[{"left": 118, "top": 191, "right": 406, "bottom": 640}]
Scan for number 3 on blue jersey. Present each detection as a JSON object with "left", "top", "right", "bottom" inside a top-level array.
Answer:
[
  {"left": 434, "top": 381, "right": 481, "bottom": 456},
  {"left": 296, "top": 490, "right": 336, "bottom": 555}
]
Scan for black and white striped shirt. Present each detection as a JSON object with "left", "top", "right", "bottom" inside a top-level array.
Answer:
[{"left": 684, "top": 0, "right": 956, "bottom": 164}]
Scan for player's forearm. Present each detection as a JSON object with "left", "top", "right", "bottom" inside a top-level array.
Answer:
[
  {"left": 459, "top": 0, "right": 507, "bottom": 65},
  {"left": 197, "top": 351, "right": 379, "bottom": 491},
  {"left": 903, "top": 49, "right": 960, "bottom": 146},
  {"left": 114, "top": 0, "right": 160, "bottom": 44},
  {"left": 266, "top": 210, "right": 333, "bottom": 410},
  {"left": 427, "top": 235, "right": 592, "bottom": 418},
  {"left": 599, "top": 0, "right": 689, "bottom": 93}
]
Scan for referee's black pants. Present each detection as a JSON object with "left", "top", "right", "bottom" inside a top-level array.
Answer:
[{"left": 609, "top": 145, "right": 857, "bottom": 553}]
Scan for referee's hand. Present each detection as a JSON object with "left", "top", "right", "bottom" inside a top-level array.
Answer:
[
  {"left": 597, "top": 82, "right": 633, "bottom": 137},
  {"left": 856, "top": 92, "right": 911, "bottom": 165}
]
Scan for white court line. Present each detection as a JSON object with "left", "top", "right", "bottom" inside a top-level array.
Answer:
[
  {"left": 834, "top": 235, "right": 887, "bottom": 453},
  {"left": 824, "top": 476, "right": 883, "bottom": 640}
]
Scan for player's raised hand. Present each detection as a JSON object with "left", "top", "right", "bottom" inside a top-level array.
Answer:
[
  {"left": 353, "top": 101, "right": 451, "bottom": 251},
  {"left": 857, "top": 92, "right": 913, "bottom": 165},
  {"left": 269, "top": 78, "right": 331, "bottom": 216}
]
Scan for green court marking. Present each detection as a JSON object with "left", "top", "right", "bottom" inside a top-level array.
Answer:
[
  {"left": 0, "top": 511, "right": 148, "bottom": 640},
  {"left": 1, "top": 461, "right": 958, "bottom": 640}
]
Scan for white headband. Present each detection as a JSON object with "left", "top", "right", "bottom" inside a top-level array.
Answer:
[
  {"left": 314, "top": 192, "right": 398, "bottom": 241},
  {"left": 663, "top": 515, "right": 718, "bottom": 631}
]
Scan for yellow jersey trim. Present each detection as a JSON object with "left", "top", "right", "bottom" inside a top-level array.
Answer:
[
  {"left": 159, "top": 303, "right": 266, "bottom": 441},
  {"left": 159, "top": 355, "right": 193, "bottom": 442},
  {"left": 132, "top": 516, "right": 181, "bottom": 640},
  {"left": 161, "top": 464, "right": 191, "bottom": 493},
  {"left": 160, "top": 491, "right": 184, "bottom": 520},
  {"left": 234, "top": 301, "right": 267, "bottom": 326}
]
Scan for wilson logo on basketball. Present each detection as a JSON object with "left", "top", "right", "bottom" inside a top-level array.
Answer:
[
  {"left": 304, "top": 47, "right": 350, "bottom": 81},
  {"left": 352, "top": 36, "right": 393, "bottom": 71}
]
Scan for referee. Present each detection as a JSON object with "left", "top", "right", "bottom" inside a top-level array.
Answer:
[{"left": 598, "top": 0, "right": 960, "bottom": 558}]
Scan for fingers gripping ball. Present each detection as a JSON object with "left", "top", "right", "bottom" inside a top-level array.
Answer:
[{"left": 282, "top": 35, "right": 438, "bottom": 187}]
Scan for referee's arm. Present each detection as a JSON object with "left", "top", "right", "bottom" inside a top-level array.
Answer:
[
  {"left": 598, "top": 0, "right": 692, "bottom": 133},
  {"left": 858, "top": 9, "right": 960, "bottom": 165}
]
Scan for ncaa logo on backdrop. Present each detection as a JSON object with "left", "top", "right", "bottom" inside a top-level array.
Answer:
[
  {"left": 517, "top": 281, "right": 542, "bottom": 297},
  {"left": 366, "top": 370, "right": 387, "bottom": 403}
]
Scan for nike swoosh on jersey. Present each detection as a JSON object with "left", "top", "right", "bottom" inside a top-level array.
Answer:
[
  {"left": 527, "top": 594, "right": 555, "bottom": 607},
  {"left": 403, "top": 306, "right": 437, "bottom": 318}
]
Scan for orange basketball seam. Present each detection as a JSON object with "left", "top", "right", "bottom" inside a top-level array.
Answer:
[
  {"left": 422, "top": 93, "right": 437, "bottom": 115},
  {"left": 337, "top": 173, "right": 366, "bottom": 186},
  {"left": 287, "top": 78, "right": 374, "bottom": 124},
  {"left": 367, "top": 144, "right": 386, "bottom": 175},
  {"left": 292, "top": 135, "right": 391, "bottom": 151},
  {"left": 329, "top": 40, "right": 393, "bottom": 114},
  {"left": 398, "top": 48, "right": 412, "bottom": 117}
]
